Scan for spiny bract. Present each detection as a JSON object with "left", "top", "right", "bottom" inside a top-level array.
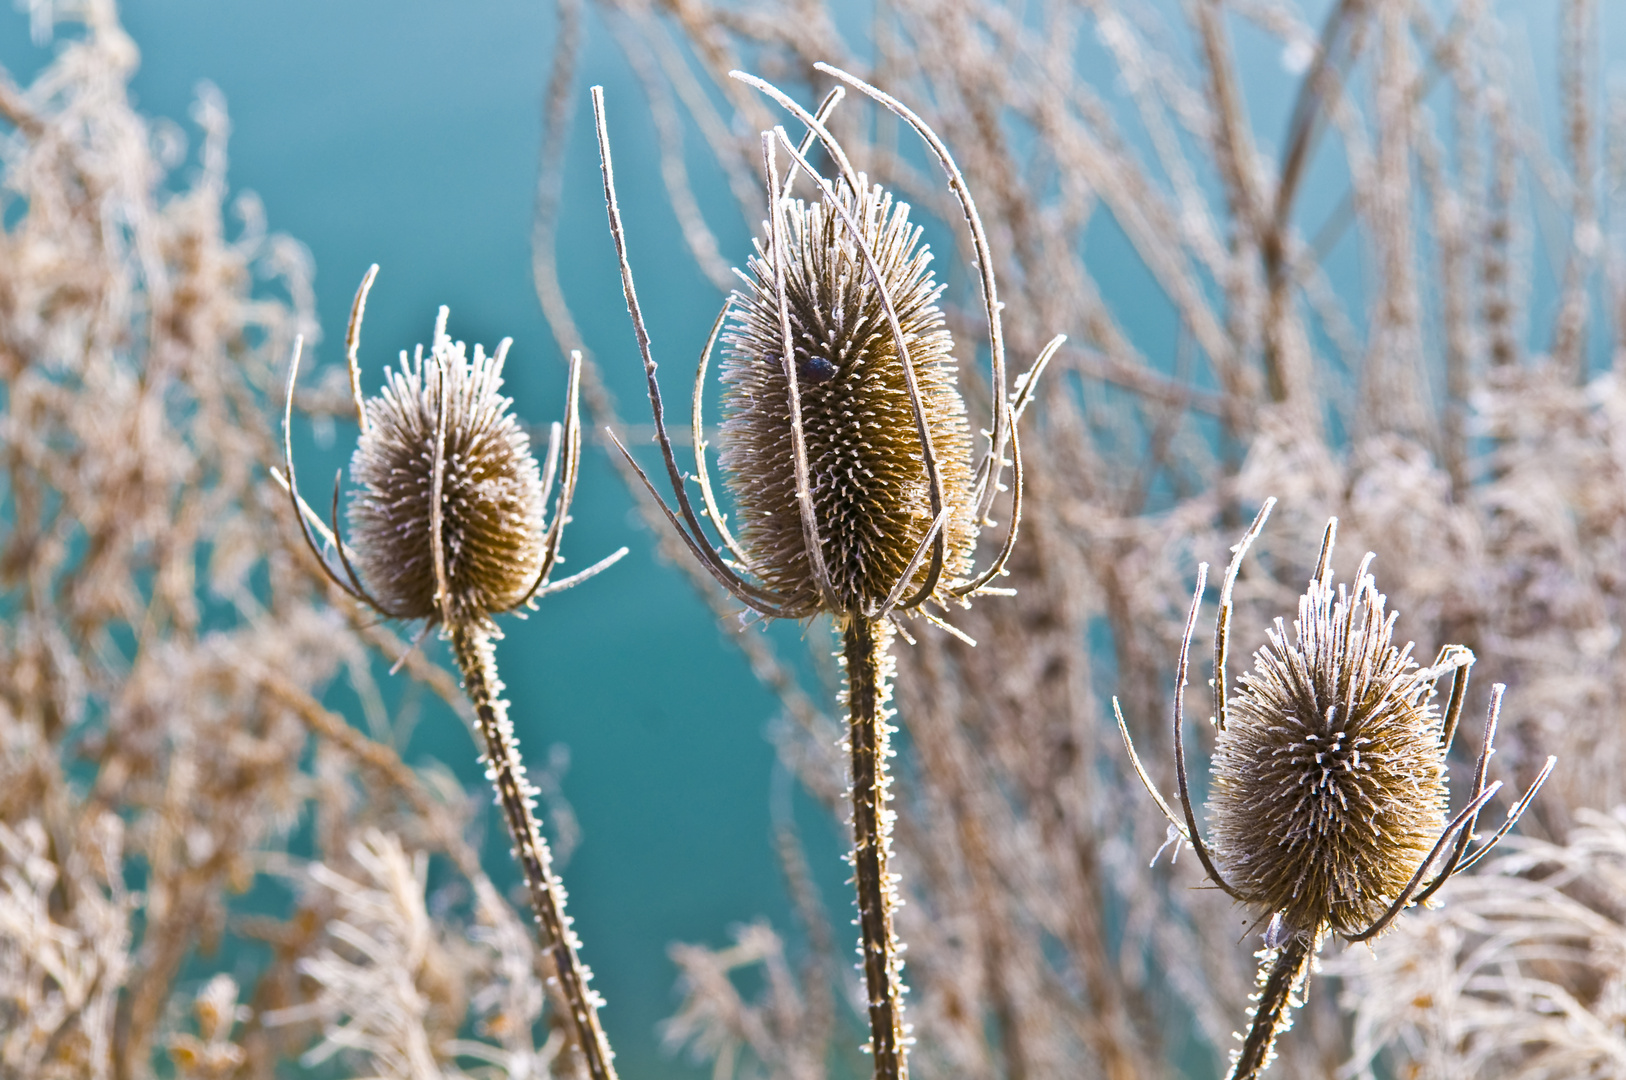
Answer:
[
  {"left": 346, "top": 309, "right": 546, "bottom": 627},
  {"left": 720, "top": 178, "right": 975, "bottom": 616},
  {"left": 1208, "top": 562, "right": 1449, "bottom": 940}
]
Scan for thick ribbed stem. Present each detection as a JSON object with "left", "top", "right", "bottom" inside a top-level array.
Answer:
[
  {"left": 449, "top": 621, "right": 617, "bottom": 1080},
  {"left": 843, "top": 616, "right": 908, "bottom": 1080},
  {"left": 1229, "top": 935, "right": 1314, "bottom": 1080}
]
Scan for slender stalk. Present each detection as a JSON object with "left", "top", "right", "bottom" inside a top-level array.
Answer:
[
  {"left": 448, "top": 621, "right": 618, "bottom": 1080},
  {"left": 843, "top": 615, "right": 909, "bottom": 1079},
  {"left": 1229, "top": 935, "right": 1313, "bottom": 1080}
]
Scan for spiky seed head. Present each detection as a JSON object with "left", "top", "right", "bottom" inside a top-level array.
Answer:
[
  {"left": 346, "top": 310, "right": 546, "bottom": 627},
  {"left": 1208, "top": 560, "right": 1449, "bottom": 940},
  {"left": 719, "top": 178, "right": 976, "bottom": 616}
]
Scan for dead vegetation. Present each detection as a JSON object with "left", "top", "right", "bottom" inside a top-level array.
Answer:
[{"left": 4, "top": 0, "right": 1626, "bottom": 1076}]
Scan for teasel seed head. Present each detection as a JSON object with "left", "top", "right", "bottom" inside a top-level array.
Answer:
[
  {"left": 720, "top": 180, "right": 976, "bottom": 616},
  {"left": 1207, "top": 551, "right": 1450, "bottom": 940},
  {"left": 279, "top": 268, "right": 626, "bottom": 1080},
  {"left": 592, "top": 71, "right": 1065, "bottom": 634},
  {"left": 1118, "top": 502, "right": 1555, "bottom": 1079},
  {"left": 280, "top": 266, "right": 622, "bottom": 639},
  {"left": 346, "top": 308, "right": 545, "bottom": 628}
]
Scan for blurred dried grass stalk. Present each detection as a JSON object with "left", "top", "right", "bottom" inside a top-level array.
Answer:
[
  {"left": 539, "top": 0, "right": 1626, "bottom": 1075},
  {"left": 0, "top": 2, "right": 565, "bottom": 1075},
  {"left": 1334, "top": 807, "right": 1626, "bottom": 1079}
]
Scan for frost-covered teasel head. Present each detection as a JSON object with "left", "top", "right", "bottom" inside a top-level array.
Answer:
[
  {"left": 344, "top": 308, "right": 545, "bottom": 626},
  {"left": 278, "top": 265, "right": 621, "bottom": 637},
  {"left": 719, "top": 177, "right": 976, "bottom": 616},
  {"left": 591, "top": 67, "right": 1063, "bottom": 635},
  {"left": 1207, "top": 530, "right": 1453, "bottom": 940},
  {"left": 278, "top": 267, "right": 627, "bottom": 1078},
  {"left": 1116, "top": 499, "right": 1554, "bottom": 1080},
  {"left": 595, "top": 72, "right": 1067, "bottom": 1079}
]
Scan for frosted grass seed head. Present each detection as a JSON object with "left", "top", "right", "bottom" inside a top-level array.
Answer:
[
  {"left": 1116, "top": 499, "right": 1555, "bottom": 1080},
  {"left": 592, "top": 67, "right": 1064, "bottom": 634}
]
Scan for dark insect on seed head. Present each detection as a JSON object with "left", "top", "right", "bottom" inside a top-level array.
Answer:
[{"left": 797, "top": 353, "right": 838, "bottom": 383}]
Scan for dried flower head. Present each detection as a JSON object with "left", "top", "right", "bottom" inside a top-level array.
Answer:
[
  {"left": 345, "top": 306, "right": 547, "bottom": 627},
  {"left": 720, "top": 178, "right": 975, "bottom": 615},
  {"left": 1207, "top": 539, "right": 1451, "bottom": 940},
  {"left": 277, "top": 266, "right": 621, "bottom": 636},
  {"left": 1117, "top": 499, "right": 1554, "bottom": 1080},
  {"left": 592, "top": 66, "right": 1063, "bottom": 630}
]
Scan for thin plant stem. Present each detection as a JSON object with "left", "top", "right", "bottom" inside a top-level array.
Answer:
[
  {"left": 1230, "top": 935, "right": 1314, "bottom": 1080},
  {"left": 843, "top": 615, "right": 909, "bottom": 1080},
  {"left": 447, "top": 621, "right": 618, "bottom": 1080}
]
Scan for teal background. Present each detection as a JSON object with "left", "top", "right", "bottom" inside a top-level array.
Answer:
[{"left": 2, "top": 1, "right": 1623, "bottom": 1076}]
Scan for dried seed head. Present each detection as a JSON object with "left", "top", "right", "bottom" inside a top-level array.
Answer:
[
  {"left": 719, "top": 178, "right": 976, "bottom": 615},
  {"left": 346, "top": 309, "right": 546, "bottom": 627},
  {"left": 1208, "top": 559, "right": 1449, "bottom": 940}
]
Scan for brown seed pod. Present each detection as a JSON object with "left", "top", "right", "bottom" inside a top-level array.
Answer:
[
  {"left": 720, "top": 179, "right": 976, "bottom": 616},
  {"left": 345, "top": 307, "right": 547, "bottom": 628},
  {"left": 1116, "top": 499, "right": 1555, "bottom": 1080},
  {"left": 1206, "top": 545, "right": 1450, "bottom": 940}
]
